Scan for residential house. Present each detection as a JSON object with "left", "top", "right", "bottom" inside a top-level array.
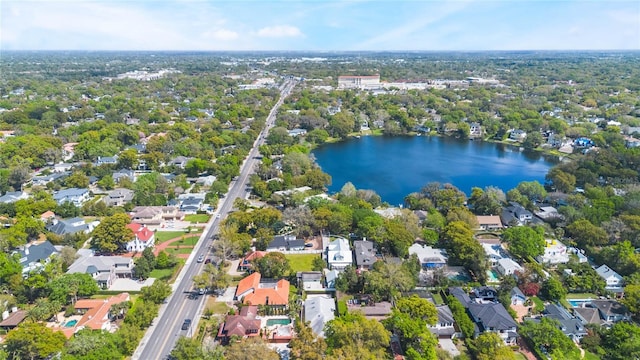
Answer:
[
  {"left": 353, "top": 240, "right": 378, "bottom": 270},
  {"left": 408, "top": 243, "right": 448, "bottom": 269},
  {"left": 595, "top": 265, "right": 624, "bottom": 292},
  {"left": 112, "top": 169, "right": 135, "bottom": 184},
  {"left": 53, "top": 163, "right": 75, "bottom": 173},
  {"left": 576, "top": 300, "right": 630, "bottom": 325},
  {"left": 535, "top": 206, "right": 563, "bottom": 221},
  {"left": 501, "top": 202, "right": 533, "bottom": 226},
  {"left": 472, "top": 286, "right": 498, "bottom": 303},
  {"left": 0, "top": 191, "right": 28, "bottom": 204},
  {"left": 234, "top": 272, "right": 290, "bottom": 308},
  {"left": 297, "top": 271, "right": 325, "bottom": 292},
  {"left": 0, "top": 309, "right": 27, "bottom": 331},
  {"left": 536, "top": 239, "right": 569, "bottom": 265},
  {"left": 238, "top": 251, "right": 266, "bottom": 272},
  {"left": 509, "top": 129, "right": 527, "bottom": 141},
  {"left": 179, "top": 196, "right": 205, "bottom": 214},
  {"left": 169, "top": 156, "right": 193, "bottom": 169},
  {"left": 573, "top": 307, "right": 604, "bottom": 326},
  {"left": 449, "top": 287, "right": 518, "bottom": 344},
  {"left": 53, "top": 188, "right": 90, "bottom": 206},
  {"left": 497, "top": 258, "right": 523, "bottom": 276},
  {"left": 266, "top": 235, "right": 305, "bottom": 252},
  {"left": 510, "top": 287, "right": 526, "bottom": 306},
  {"left": 482, "top": 243, "right": 506, "bottom": 268},
  {"left": 217, "top": 305, "right": 261, "bottom": 343},
  {"left": 67, "top": 255, "right": 134, "bottom": 289},
  {"left": 304, "top": 296, "right": 336, "bottom": 338},
  {"left": 325, "top": 237, "right": 353, "bottom": 271},
  {"left": 125, "top": 223, "right": 155, "bottom": 252},
  {"left": 57, "top": 293, "right": 130, "bottom": 338},
  {"left": 130, "top": 206, "right": 184, "bottom": 228},
  {"left": 103, "top": 188, "right": 134, "bottom": 207},
  {"left": 95, "top": 156, "right": 118, "bottom": 166},
  {"left": 568, "top": 247, "right": 588, "bottom": 263},
  {"left": 40, "top": 210, "right": 56, "bottom": 222},
  {"left": 429, "top": 305, "right": 456, "bottom": 339},
  {"left": 466, "top": 301, "right": 518, "bottom": 345},
  {"left": 324, "top": 269, "right": 339, "bottom": 289},
  {"left": 46, "top": 217, "right": 95, "bottom": 236},
  {"left": 31, "top": 172, "right": 69, "bottom": 186},
  {"left": 476, "top": 215, "right": 503, "bottom": 231},
  {"left": 18, "top": 241, "right": 59, "bottom": 275},
  {"left": 543, "top": 304, "right": 587, "bottom": 342},
  {"left": 288, "top": 128, "right": 307, "bottom": 137},
  {"left": 469, "top": 122, "right": 482, "bottom": 138}
]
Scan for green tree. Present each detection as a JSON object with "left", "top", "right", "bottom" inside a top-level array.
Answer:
[
  {"left": 117, "top": 148, "right": 138, "bottom": 170},
  {"left": 474, "top": 332, "right": 516, "bottom": 360},
  {"left": 325, "top": 312, "right": 390, "bottom": 359},
  {"left": 170, "top": 336, "right": 224, "bottom": 360},
  {"left": 133, "top": 256, "right": 153, "bottom": 280},
  {"left": 224, "top": 337, "right": 279, "bottom": 360},
  {"left": 90, "top": 213, "right": 133, "bottom": 254},
  {"left": 253, "top": 252, "right": 291, "bottom": 278},
  {"left": 312, "top": 256, "right": 326, "bottom": 271},
  {"left": 447, "top": 296, "right": 475, "bottom": 340},
  {"left": 289, "top": 321, "right": 327, "bottom": 360},
  {"left": 140, "top": 280, "right": 172, "bottom": 304},
  {"left": 62, "top": 329, "right": 123, "bottom": 360},
  {"left": 502, "top": 226, "right": 546, "bottom": 260},
  {"left": 520, "top": 318, "right": 581, "bottom": 360},
  {"left": 602, "top": 321, "right": 640, "bottom": 360},
  {"left": 384, "top": 295, "right": 438, "bottom": 360},
  {"left": 47, "top": 272, "right": 99, "bottom": 304},
  {"left": 440, "top": 221, "right": 488, "bottom": 283},
  {"left": 64, "top": 171, "right": 90, "bottom": 188},
  {"left": 97, "top": 175, "right": 115, "bottom": 190},
  {"left": 468, "top": 186, "right": 506, "bottom": 215},
  {"left": 566, "top": 219, "right": 608, "bottom": 247},
  {"left": 4, "top": 322, "right": 67, "bottom": 360}
]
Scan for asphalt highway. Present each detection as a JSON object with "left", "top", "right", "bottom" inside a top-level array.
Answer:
[{"left": 134, "top": 78, "right": 296, "bottom": 360}]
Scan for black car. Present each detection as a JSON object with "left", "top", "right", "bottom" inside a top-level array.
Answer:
[{"left": 181, "top": 319, "right": 192, "bottom": 330}]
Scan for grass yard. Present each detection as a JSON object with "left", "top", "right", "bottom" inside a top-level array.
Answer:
[
  {"left": 514, "top": 352, "right": 527, "bottom": 360},
  {"left": 566, "top": 293, "right": 597, "bottom": 299},
  {"left": 149, "top": 267, "right": 175, "bottom": 281},
  {"left": 184, "top": 214, "right": 210, "bottom": 223},
  {"left": 285, "top": 253, "right": 319, "bottom": 272},
  {"left": 432, "top": 292, "right": 444, "bottom": 305},
  {"left": 583, "top": 351, "right": 601, "bottom": 360},
  {"left": 206, "top": 297, "right": 231, "bottom": 314},
  {"left": 531, "top": 296, "right": 545, "bottom": 313},
  {"left": 165, "top": 247, "right": 196, "bottom": 255},
  {"left": 179, "top": 235, "right": 201, "bottom": 246},
  {"left": 155, "top": 231, "right": 190, "bottom": 244}
]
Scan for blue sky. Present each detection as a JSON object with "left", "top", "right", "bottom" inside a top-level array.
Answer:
[{"left": 1, "top": 0, "right": 639, "bottom": 51}]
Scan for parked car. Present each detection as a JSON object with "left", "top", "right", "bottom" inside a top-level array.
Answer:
[
  {"left": 204, "top": 258, "right": 211, "bottom": 264},
  {"left": 197, "top": 254, "right": 204, "bottom": 263},
  {"left": 181, "top": 319, "right": 192, "bottom": 330}
]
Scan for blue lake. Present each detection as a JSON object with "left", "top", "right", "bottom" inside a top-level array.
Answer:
[{"left": 313, "top": 135, "right": 558, "bottom": 206}]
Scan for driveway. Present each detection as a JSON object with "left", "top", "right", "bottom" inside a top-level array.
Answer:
[
  {"left": 110, "top": 278, "right": 155, "bottom": 291},
  {"left": 438, "top": 338, "right": 460, "bottom": 357},
  {"left": 215, "top": 286, "right": 236, "bottom": 303}
]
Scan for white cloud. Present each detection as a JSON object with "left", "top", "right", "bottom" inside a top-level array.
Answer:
[
  {"left": 203, "top": 29, "right": 239, "bottom": 41},
  {"left": 257, "top": 25, "right": 303, "bottom": 38}
]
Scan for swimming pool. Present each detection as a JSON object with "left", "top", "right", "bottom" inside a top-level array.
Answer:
[
  {"left": 266, "top": 318, "right": 291, "bottom": 326},
  {"left": 486, "top": 270, "right": 500, "bottom": 283},
  {"left": 64, "top": 319, "right": 78, "bottom": 327},
  {"left": 568, "top": 299, "right": 592, "bottom": 307}
]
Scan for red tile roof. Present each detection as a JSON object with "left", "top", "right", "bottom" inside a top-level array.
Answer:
[
  {"left": 236, "top": 273, "right": 290, "bottom": 306},
  {"left": 218, "top": 305, "right": 261, "bottom": 339},
  {"left": 56, "top": 293, "right": 130, "bottom": 338},
  {"left": 126, "top": 223, "right": 154, "bottom": 242}
]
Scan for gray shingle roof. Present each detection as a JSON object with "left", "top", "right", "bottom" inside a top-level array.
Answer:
[
  {"left": 19, "top": 241, "right": 58, "bottom": 267},
  {"left": 467, "top": 302, "right": 518, "bottom": 332}
]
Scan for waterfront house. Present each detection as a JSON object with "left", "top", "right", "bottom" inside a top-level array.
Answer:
[
  {"left": 325, "top": 237, "right": 353, "bottom": 271},
  {"left": 476, "top": 215, "right": 503, "bottom": 230}
]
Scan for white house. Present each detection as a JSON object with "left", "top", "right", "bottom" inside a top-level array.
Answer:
[
  {"left": 408, "top": 243, "right": 448, "bottom": 269},
  {"left": 53, "top": 188, "right": 90, "bottom": 206},
  {"left": 536, "top": 239, "right": 569, "bottom": 265},
  {"left": 125, "top": 223, "right": 155, "bottom": 252},
  {"left": 325, "top": 238, "right": 353, "bottom": 271},
  {"left": 595, "top": 265, "right": 624, "bottom": 291},
  {"left": 497, "top": 258, "right": 523, "bottom": 276}
]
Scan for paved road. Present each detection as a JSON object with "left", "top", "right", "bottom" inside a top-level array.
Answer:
[{"left": 134, "top": 79, "right": 296, "bottom": 360}]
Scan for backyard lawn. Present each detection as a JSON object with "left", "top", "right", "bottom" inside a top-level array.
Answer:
[
  {"left": 285, "top": 253, "right": 319, "bottom": 272},
  {"left": 531, "top": 296, "right": 545, "bottom": 313},
  {"left": 514, "top": 353, "right": 527, "bottom": 360},
  {"left": 155, "top": 231, "right": 191, "bottom": 244},
  {"left": 566, "top": 293, "right": 597, "bottom": 299},
  {"left": 185, "top": 214, "right": 210, "bottom": 223},
  {"left": 583, "top": 351, "right": 601, "bottom": 360},
  {"left": 149, "top": 268, "right": 174, "bottom": 281},
  {"left": 165, "top": 247, "right": 197, "bottom": 255}
]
